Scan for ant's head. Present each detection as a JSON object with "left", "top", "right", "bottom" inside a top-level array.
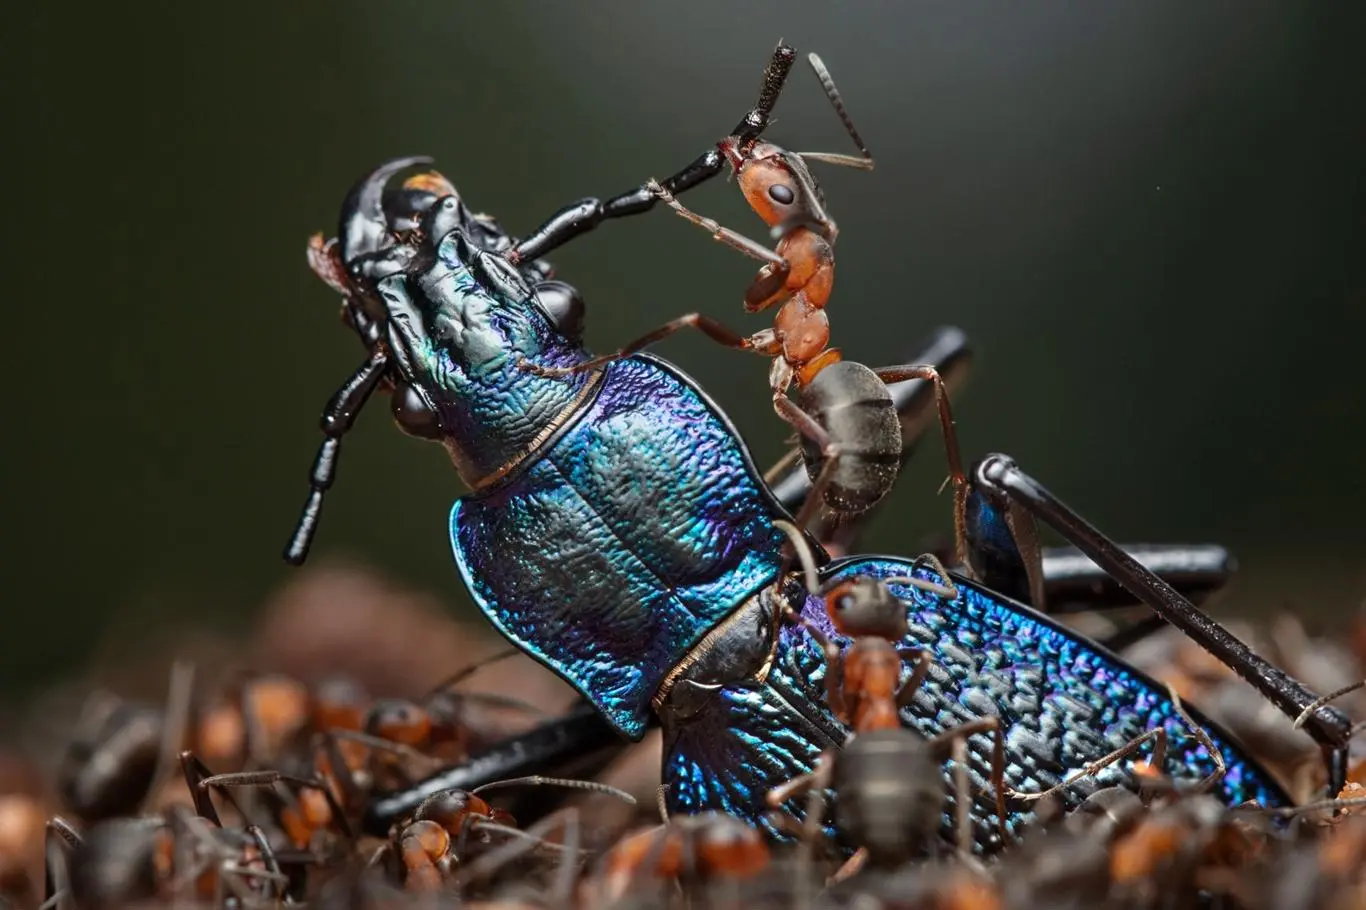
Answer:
[
  {"left": 720, "top": 138, "right": 835, "bottom": 239},
  {"left": 824, "top": 577, "right": 909, "bottom": 640},
  {"left": 715, "top": 52, "right": 874, "bottom": 242}
]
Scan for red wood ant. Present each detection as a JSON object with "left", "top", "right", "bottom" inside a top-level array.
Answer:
[{"left": 519, "top": 50, "right": 967, "bottom": 534}]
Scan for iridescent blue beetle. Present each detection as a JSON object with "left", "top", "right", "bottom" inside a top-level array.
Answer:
[{"left": 284, "top": 44, "right": 1351, "bottom": 850}]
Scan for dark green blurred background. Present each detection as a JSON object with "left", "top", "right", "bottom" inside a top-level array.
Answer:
[{"left": 5, "top": 3, "right": 1364, "bottom": 695}]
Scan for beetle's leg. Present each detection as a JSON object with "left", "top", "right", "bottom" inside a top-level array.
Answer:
[
  {"left": 284, "top": 348, "right": 390, "bottom": 565},
  {"left": 177, "top": 752, "right": 228, "bottom": 825},
  {"left": 927, "top": 512, "right": 1237, "bottom": 624},
  {"left": 768, "top": 327, "right": 974, "bottom": 554},
  {"left": 519, "top": 313, "right": 772, "bottom": 379},
  {"left": 1044, "top": 544, "right": 1236, "bottom": 653},
  {"left": 509, "top": 42, "right": 797, "bottom": 264},
  {"left": 972, "top": 453, "right": 1353, "bottom": 792},
  {"left": 1038, "top": 544, "right": 1236, "bottom": 614},
  {"left": 362, "top": 701, "right": 627, "bottom": 838},
  {"left": 962, "top": 479, "right": 1048, "bottom": 611}
]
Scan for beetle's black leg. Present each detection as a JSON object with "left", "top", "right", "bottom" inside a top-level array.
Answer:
[
  {"left": 972, "top": 453, "right": 1352, "bottom": 792},
  {"left": 284, "top": 348, "right": 390, "bottom": 565},
  {"left": 768, "top": 327, "right": 974, "bottom": 554},
  {"left": 362, "top": 701, "right": 628, "bottom": 837},
  {"left": 964, "top": 475, "right": 1237, "bottom": 618},
  {"left": 509, "top": 42, "right": 797, "bottom": 264},
  {"left": 1039, "top": 543, "right": 1236, "bottom": 613}
]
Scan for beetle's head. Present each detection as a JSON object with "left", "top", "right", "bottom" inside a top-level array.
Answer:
[{"left": 308, "top": 157, "right": 585, "bottom": 356}]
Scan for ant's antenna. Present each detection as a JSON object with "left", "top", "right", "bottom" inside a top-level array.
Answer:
[{"left": 800, "top": 53, "right": 875, "bottom": 171}]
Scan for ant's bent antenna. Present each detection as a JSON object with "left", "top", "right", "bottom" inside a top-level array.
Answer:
[{"left": 802, "top": 52, "right": 875, "bottom": 171}]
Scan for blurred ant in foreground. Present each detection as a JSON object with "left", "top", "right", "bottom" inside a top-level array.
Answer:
[
  {"left": 188, "top": 652, "right": 538, "bottom": 855},
  {"left": 521, "top": 52, "right": 965, "bottom": 533}
]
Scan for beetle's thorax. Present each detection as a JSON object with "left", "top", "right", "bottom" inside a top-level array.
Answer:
[{"left": 377, "top": 230, "right": 601, "bottom": 490}]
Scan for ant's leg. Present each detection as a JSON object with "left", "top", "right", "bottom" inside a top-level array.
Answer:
[
  {"left": 766, "top": 750, "right": 835, "bottom": 871},
  {"left": 647, "top": 180, "right": 791, "bottom": 269},
  {"left": 518, "top": 313, "right": 775, "bottom": 379},
  {"left": 972, "top": 453, "right": 1353, "bottom": 791},
  {"left": 868, "top": 364, "right": 970, "bottom": 568},
  {"left": 772, "top": 395, "right": 846, "bottom": 533},
  {"left": 767, "top": 328, "right": 973, "bottom": 554},
  {"left": 1004, "top": 729, "right": 1167, "bottom": 804},
  {"left": 194, "top": 768, "right": 354, "bottom": 841},
  {"left": 928, "top": 717, "right": 1009, "bottom": 845},
  {"left": 508, "top": 42, "right": 797, "bottom": 264},
  {"left": 895, "top": 649, "right": 934, "bottom": 708}
]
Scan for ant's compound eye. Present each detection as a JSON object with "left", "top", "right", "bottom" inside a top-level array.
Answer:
[
  {"left": 836, "top": 593, "right": 856, "bottom": 613},
  {"left": 768, "top": 184, "right": 795, "bottom": 205}
]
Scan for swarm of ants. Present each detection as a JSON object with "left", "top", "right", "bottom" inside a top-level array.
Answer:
[{"left": 1, "top": 562, "right": 1365, "bottom": 910}]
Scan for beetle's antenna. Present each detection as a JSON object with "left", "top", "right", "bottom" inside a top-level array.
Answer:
[
  {"left": 284, "top": 348, "right": 389, "bottom": 565},
  {"left": 800, "top": 53, "right": 875, "bottom": 171}
]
